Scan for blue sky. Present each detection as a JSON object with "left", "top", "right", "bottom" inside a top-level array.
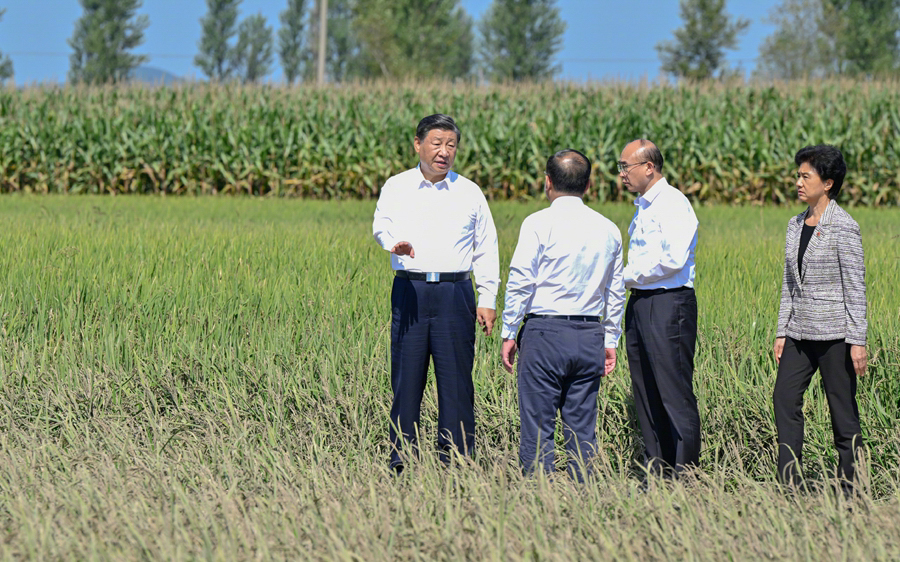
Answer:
[{"left": 1, "top": 0, "right": 780, "bottom": 85}]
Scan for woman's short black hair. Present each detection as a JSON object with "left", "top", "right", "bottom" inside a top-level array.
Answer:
[{"left": 795, "top": 144, "right": 846, "bottom": 200}]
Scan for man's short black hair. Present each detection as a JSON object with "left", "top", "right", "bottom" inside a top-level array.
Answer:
[
  {"left": 546, "top": 149, "right": 591, "bottom": 195},
  {"left": 795, "top": 144, "right": 846, "bottom": 200},
  {"left": 416, "top": 114, "right": 461, "bottom": 143}
]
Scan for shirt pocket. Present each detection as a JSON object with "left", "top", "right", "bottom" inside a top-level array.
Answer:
[
  {"left": 811, "top": 288, "right": 843, "bottom": 302},
  {"left": 795, "top": 294, "right": 844, "bottom": 330}
]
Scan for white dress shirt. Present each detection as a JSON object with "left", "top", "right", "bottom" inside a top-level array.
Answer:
[
  {"left": 501, "top": 196, "right": 625, "bottom": 347},
  {"left": 373, "top": 166, "right": 500, "bottom": 308},
  {"left": 624, "top": 178, "right": 698, "bottom": 290}
]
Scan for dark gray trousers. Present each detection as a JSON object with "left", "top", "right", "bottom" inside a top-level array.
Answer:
[
  {"left": 517, "top": 318, "right": 605, "bottom": 480},
  {"left": 625, "top": 288, "right": 700, "bottom": 476},
  {"left": 389, "top": 276, "right": 476, "bottom": 469},
  {"left": 773, "top": 337, "right": 863, "bottom": 486}
]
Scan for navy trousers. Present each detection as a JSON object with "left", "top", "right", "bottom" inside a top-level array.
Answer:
[
  {"left": 517, "top": 317, "right": 605, "bottom": 480},
  {"left": 773, "top": 338, "right": 863, "bottom": 486},
  {"left": 389, "top": 276, "right": 476, "bottom": 469},
  {"left": 625, "top": 288, "right": 701, "bottom": 476}
]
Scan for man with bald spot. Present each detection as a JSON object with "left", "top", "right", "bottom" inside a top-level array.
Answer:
[
  {"left": 618, "top": 139, "right": 701, "bottom": 478},
  {"left": 501, "top": 149, "right": 625, "bottom": 480}
]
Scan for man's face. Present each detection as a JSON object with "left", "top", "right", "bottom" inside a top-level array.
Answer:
[
  {"left": 618, "top": 142, "right": 649, "bottom": 194},
  {"left": 414, "top": 128, "right": 458, "bottom": 181}
]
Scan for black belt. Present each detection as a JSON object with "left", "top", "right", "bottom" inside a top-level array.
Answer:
[
  {"left": 524, "top": 313, "right": 602, "bottom": 322},
  {"left": 630, "top": 286, "right": 692, "bottom": 297},
  {"left": 395, "top": 270, "right": 470, "bottom": 283}
]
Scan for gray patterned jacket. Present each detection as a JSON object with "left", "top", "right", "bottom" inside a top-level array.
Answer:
[{"left": 776, "top": 199, "right": 867, "bottom": 345}]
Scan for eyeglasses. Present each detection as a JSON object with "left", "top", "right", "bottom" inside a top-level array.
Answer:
[{"left": 617, "top": 161, "right": 649, "bottom": 173}]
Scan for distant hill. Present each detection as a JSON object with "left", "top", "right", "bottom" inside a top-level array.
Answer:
[{"left": 130, "top": 66, "right": 182, "bottom": 85}]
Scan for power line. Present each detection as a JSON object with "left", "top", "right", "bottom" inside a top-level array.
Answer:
[
  {"left": 559, "top": 57, "right": 760, "bottom": 64},
  {"left": 8, "top": 51, "right": 192, "bottom": 59},
  {"left": 560, "top": 58, "right": 659, "bottom": 63},
  {"left": 8, "top": 51, "right": 760, "bottom": 64}
]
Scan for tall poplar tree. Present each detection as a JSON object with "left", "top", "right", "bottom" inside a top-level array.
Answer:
[
  {"left": 756, "top": 0, "right": 900, "bottom": 79},
  {"left": 353, "top": 0, "right": 474, "bottom": 80},
  {"left": 234, "top": 13, "right": 274, "bottom": 83},
  {"left": 68, "top": 0, "right": 150, "bottom": 84},
  {"left": 305, "top": 0, "right": 366, "bottom": 82},
  {"left": 755, "top": 0, "right": 843, "bottom": 79},
  {"left": 478, "top": 0, "right": 566, "bottom": 82},
  {"left": 0, "top": 9, "right": 13, "bottom": 83},
  {"left": 278, "top": 0, "right": 307, "bottom": 84},
  {"left": 655, "top": 0, "right": 749, "bottom": 80},
  {"left": 827, "top": 0, "right": 900, "bottom": 76},
  {"left": 195, "top": 0, "right": 242, "bottom": 81}
]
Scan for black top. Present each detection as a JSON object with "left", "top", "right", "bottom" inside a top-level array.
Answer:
[{"left": 798, "top": 223, "right": 816, "bottom": 271}]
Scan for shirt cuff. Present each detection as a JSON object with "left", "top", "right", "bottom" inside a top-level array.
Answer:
[
  {"left": 477, "top": 292, "right": 496, "bottom": 310},
  {"left": 501, "top": 325, "right": 517, "bottom": 340},
  {"left": 604, "top": 334, "right": 620, "bottom": 348}
]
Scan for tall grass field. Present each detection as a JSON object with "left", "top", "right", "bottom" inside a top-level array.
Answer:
[{"left": 0, "top": 196, "right": 899, "bottom": 560}]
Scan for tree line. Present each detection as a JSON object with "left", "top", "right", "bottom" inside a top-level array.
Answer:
[
  {"left": 1, "top": 0, "right": 566, "bottom": 85},
  {"left": 195, "top": 0, "right": 567, "bottom": 84},
  {"left": 0, "top": 0, "right": 899, "bottom": 85},
  {"left": 659, "top": 0, "right": 900, "bottom": 81}
]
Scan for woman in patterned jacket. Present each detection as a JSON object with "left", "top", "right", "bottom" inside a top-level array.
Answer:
[{"left": 773, "top": 144, "right": 867, "bottom": 491}]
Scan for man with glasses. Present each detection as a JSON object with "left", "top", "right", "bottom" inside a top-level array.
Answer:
[
  {"left": 618, "top": 139, "right": 701, "bottom": 480},
  {"left": 500, "top": 149, "right": 625, "bottom": 480}
]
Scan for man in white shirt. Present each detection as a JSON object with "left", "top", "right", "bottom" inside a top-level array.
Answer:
[
  {"left": 618, "top": 139, "right": 700, "bottom": 478},
  {"left": 373, "top": 114, "right": 500, "bottom": 472},
  {"left": 501, "top": 149, "right": 625, "bottom": 479}
]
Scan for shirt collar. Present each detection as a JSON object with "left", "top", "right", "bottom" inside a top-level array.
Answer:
[
  {"left": 550, "top": 195, "right": 585, "bottom": 208},
  {"left": 635, "top": 177, "right": 669, "bottom": 208},
  {"left": 415, "top": 164, "right": 452, "bottom": 190}
]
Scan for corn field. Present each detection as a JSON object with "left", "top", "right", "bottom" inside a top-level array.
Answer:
[
  {"left": 2, "top": 81, "right": 900, "bottom": 204},
  {"left": 0, "top": 196, "right": 899, "bottom": 560}
]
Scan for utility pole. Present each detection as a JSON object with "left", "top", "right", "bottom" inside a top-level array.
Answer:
[{"left": 317, "top": 0, "right": 328, "bottom": 85}]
